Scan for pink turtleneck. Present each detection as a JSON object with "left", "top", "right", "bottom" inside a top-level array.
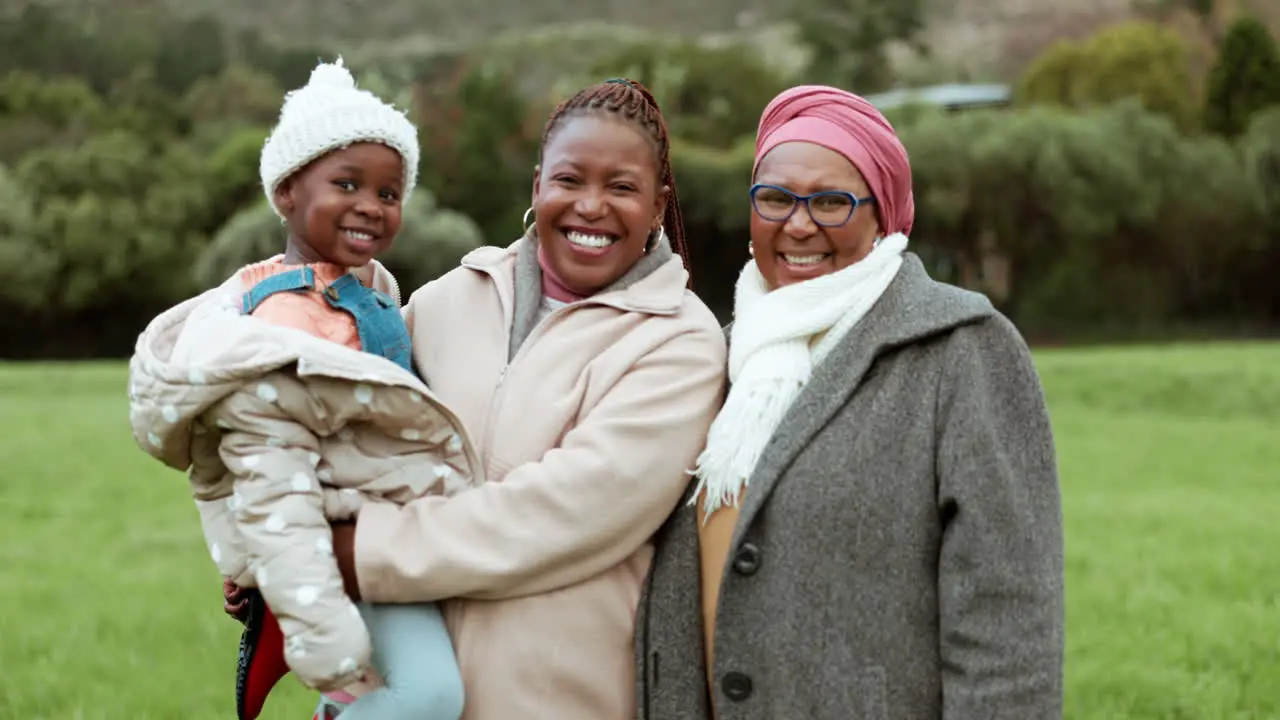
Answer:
[{"left": 537, "top": 244, "right": 588, "bottom": 303}]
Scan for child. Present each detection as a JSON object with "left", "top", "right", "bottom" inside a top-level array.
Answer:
[{"left": 128, "top": 58, "right": 471, "bottom": 720}]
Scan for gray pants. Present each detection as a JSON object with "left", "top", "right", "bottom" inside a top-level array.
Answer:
[{"left": 319, "top": 602, "right": 464, "bottom": 720}]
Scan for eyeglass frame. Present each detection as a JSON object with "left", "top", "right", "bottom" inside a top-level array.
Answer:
[{"left": 748, "top": 183, "right": 876, "bottom": 228}]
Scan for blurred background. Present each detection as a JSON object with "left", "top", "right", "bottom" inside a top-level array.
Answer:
[{"left": 0, "top": 0, "right": 1277, "bottom": 718}]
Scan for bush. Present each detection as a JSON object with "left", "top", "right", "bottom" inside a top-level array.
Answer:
[
  {"left": 0, "top": 164, "right": 58, "bottom": 308},
  {"left": 1233, "top": 107, "right": 1280, "bottom": 321},
  {"left": 896, "top": 100, "right": 1261, "bottom": 328},
  {"left": 1016, "top": 21, "right": 1200, "bottom": 132},
  {"left": 8, "top": 130, "right": 211, "bottom": 311},
  {"left": 1203, "top": 16, "right": 1280, "bottom": 138},
  {"left": 667, "top": 136, "right": 757, "bottom": 315}
]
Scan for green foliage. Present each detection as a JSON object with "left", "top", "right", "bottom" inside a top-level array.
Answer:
[
  {"left": 901, "top": 100, "right": 1259, "bottom": 326},
  {"left": 181, "top": 64, "right": 284, "bottom": 131},
  {"left": 666, "top": 137, "right": 758, "bottom": 313},
  {"left": 583, "top": 40, "right": 790, "bottom": 148},
  {"left": 204, "top": 127, "right": 271, "bottom": 217},
  {"left": 1233, "top": 107, "right": 1280, "bottom": 317},
  {"left": 3, "top": 1, "right": 1280, "bottom": 357},
  {"left": 1016, "top": 21, "right": 1199, "bottom": 132},
  {"left": 3, "top": 130, "right": 212, "bottom": 311},
  {"left": 1203, "top": 16, "right": 1280, "bottom": 138},
  {"left": 0, "top": 72, "right": 107, "bottom": 165},
  {"left": 192, "top": 191, "right": 484, "bottom": 294},
  {"left": 1239, "top": 107, "right": 1280, "bottom": 219},
  {"left": 0, "top": 164, "right": 57, "bottom": 308},
  {"left": 0, "top": 4, "right": 330, "bottom": 99},
  {"left": 669, "top": 136, "right": 756, "bottom": 232},
  {"left": 417, "top": 61, "right": 541, "bottom": 246},
  {"left": 788, "top": 0, "right": 928, "bottom": 92}
]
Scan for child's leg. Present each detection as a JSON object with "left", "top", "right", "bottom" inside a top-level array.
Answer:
[{"left": 339, "top": 602, "right": 464, "bottom": 720}]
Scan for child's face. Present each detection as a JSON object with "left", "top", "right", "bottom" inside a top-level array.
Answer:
[
  {"left": 274, "top": 143, "right": 405, "bottom": 267},
  {"left": 531, "top": 115, "right": 668, "bottom": 295}
]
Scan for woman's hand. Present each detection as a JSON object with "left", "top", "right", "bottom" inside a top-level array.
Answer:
[
  {"left": 223, "top": 578, "right": 249, "bottom": 622},
  {"left": 332, "top": 521, "right": 362, "bottom": 602},
  {"left": 222, "top": 522, "right": 360, "bottom": 621}
]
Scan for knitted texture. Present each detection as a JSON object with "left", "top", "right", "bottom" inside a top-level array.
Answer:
[{"left": 259, "top": 57, "right": 420, "bottom": 216}]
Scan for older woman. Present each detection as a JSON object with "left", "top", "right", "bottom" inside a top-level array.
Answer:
[{"left": 637, "top": 86, "right": 1064, "bottom": 719}]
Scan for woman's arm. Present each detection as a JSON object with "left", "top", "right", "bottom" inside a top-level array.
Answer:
[
  {"left": 935, "top": 314, "right": 1064, "bottom": 720},
  {"left": 343, "top": 325, "right": 727, "bottom": 604}
]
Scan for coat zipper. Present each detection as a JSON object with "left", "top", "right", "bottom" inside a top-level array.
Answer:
[
  {"left": 460, "top": 256, "right": 678, "bottom": 478},
  {"left": 479, "top": 302, "right": 573, "bottom": 461}
]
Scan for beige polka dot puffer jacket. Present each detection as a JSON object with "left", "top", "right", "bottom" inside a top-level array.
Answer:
[{"left": 127, "top": 267, "right": 480, "bottom": 693}]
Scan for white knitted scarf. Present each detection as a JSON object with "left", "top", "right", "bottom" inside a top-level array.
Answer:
[{"left": 690, "top": 233, "right": 908, "bottom": 519}]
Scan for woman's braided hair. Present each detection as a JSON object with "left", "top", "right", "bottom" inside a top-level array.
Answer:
[{"left": 540, "top": 78, "right": 692, "bottom": 283}]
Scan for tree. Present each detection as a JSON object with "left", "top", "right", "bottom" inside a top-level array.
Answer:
[
  {"left": 788, "top": 0, "right": 927, "bottom": 92},
  {"left": 1203, "top": 16, "right": 1280, "bottom": 138},
  {"left": 1133, "top": 0, "right": 1220, "bottom": 44},
  {"left": 9, "top": 129, "right": 212, "bottom": 312},
  {"left": 0, "top": 164, "right": 58, "bottom": 308},
  {"left": 416, "top": 61, "right": 540, "bottom": 246},
  {"left": 182, "top": 64, "right": 284, "bottom": 132},
  {"left": 586, "top": 40, "right": 789, "bottom": 149},
  {"left": 1234, "top": 107, "right": 1280, "bottom": 320},
  {"left": 1016, "top": 21, "right": 1200, "bottom": 132}
]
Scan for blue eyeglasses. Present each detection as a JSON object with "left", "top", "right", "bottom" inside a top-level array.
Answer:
[{"left": 749, "top": 183, "right": 876, "bottom": 228}]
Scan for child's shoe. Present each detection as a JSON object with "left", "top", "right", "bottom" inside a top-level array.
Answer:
[
  {"left": 312, "top": 693, "right": 353, "bottom": 719},
  {"left": 235, "top": 590, "right": 290, "bottom": 720}
]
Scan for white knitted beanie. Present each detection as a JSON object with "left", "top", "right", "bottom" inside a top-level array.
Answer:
[{"left": 259, "top": 57, "right": 420, "bottom": 216}]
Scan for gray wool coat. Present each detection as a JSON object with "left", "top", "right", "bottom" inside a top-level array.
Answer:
[{"left": 635, "top": 253, "right": 1064, "bottom": 720}]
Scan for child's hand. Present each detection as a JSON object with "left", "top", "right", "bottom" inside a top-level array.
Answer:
[{"left": 223, "top": 578, "right": 249, "bottom": 622}]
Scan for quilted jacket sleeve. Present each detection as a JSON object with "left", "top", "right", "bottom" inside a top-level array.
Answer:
[{"left": 207, "top": 372, "right": 372, "bottom": 692}]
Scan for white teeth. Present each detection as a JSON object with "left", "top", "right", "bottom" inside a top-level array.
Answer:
[
  {"left": 783, "top": 254, "right": 827, "bottom": 265},
  {"left": 344, "top": 230, "right": 374, "bottom": 241},
  {"left": 566, "top": 231, "right": 615, "bottom": 248}
]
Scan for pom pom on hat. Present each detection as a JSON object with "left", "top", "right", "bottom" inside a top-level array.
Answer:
[
  {"left": 260, "top": 56, "right": 420, "bottom": 217},
  {"left": 306, "top": 56, "right": 357, "bottom": 90}
]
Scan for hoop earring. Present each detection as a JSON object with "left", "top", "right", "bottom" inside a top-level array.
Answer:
[
  {"left": 522, "top": 207, "right": 535, "bottom": 237},
  {"left": 748, "top": 241, "right": 754, "bottom": 257},
  {"left": 648, "top": 225, "right": 667, "bottom": 251}
]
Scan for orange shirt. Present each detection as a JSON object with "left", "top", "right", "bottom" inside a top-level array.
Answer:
[{"left": 238, "top": 260, "right": 363, "bottom": 351}]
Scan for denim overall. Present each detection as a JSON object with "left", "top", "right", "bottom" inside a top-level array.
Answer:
[{"left": 241, "top": 267, "right": 413, "bottom": 374}]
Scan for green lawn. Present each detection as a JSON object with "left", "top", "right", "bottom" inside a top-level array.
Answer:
[{"left": 1, "top": 343, "right": 1278, "bottom": 719}]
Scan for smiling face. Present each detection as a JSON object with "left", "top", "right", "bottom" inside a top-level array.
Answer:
[
  {"left": 274, "top": 142, "right": 405, "bottom": 267},
  {"left": 531, "top": 114, "right": 669, "bottom": 295},
  {"left": 750, "top": 141, "right": 881, "bottom": 290}
]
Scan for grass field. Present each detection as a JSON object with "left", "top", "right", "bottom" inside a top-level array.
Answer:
[{"left": 2, "top": 343, "right": 1278, "bottom": 719}]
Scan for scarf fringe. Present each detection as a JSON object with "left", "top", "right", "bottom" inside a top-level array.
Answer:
[{"left": 690, "top": 376, "right": 802, "bottom": 518}]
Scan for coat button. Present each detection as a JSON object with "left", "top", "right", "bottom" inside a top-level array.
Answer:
[
  {"left": 732, "top": 543, "right": 761, "bottom": 576},
  {"left": 721, "top": 671, "right": 753, "bottom": 701}
]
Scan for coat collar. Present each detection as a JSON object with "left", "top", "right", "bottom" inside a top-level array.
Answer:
[
  {"left": 728, "top": 252, "right": 996, "bottom": 548},
  {"left": 461, "top": 235, "right": 686, "bottom": 312},
  {"left": 462, "top": 235, "right": 690, "bottom": 359}
]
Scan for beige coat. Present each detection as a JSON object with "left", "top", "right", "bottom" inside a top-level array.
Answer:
[
  {"left": 345, "top": 238, "right": 727, "bottom": 719},
  {"left": 128, "top": 262, "right": 479, "bottom": 692}
]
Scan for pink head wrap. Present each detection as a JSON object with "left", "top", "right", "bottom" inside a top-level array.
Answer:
[{"left": 753, "top": 85, "right": 915, "bottom": 236}]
